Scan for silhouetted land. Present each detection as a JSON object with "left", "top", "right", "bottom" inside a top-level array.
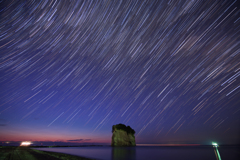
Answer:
[{"left": 0, "top": 146, "right": 94, "bottom": 160}]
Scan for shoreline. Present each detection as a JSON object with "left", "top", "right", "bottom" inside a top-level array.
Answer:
[{"left": 0, "top": 146, "right": 95, "bottom": 160}]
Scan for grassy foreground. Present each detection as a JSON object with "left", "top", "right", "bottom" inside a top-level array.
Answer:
[{"left": 0, "top": 146, "right": 95, "bottom": 160}]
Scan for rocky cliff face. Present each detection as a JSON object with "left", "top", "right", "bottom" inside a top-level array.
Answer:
[{"left": 111, "top": 124, "right": 136, "bottom": 147}]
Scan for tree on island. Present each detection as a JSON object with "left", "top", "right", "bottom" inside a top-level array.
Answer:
[{"left": 112, "top": 123, "right": 135, "bottom": 135}]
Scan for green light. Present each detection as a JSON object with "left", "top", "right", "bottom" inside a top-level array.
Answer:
[
  {"left": 212, "top": 142, "right": 221, "bottom": 160},
  {"left": 215, "top": 147, "right": 222, "bottom": 160}
]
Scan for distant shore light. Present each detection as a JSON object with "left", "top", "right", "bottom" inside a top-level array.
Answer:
[
  {"left": 212, "top": 142, "right": 218, "bottom": 147},
  {"left": 20, "top": 141, "right": 32, "bottom": 146}
]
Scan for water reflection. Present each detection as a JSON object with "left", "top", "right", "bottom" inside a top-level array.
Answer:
[{"left": 111, "top": 147, "right": 136, "bottom": 160}]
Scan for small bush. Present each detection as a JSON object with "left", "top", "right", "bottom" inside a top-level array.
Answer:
[{"left": 112, "top": 123, "right": 135, "bottom": 135}]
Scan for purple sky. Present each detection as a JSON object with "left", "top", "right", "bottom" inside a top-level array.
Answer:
[{"left": 0, "top": 0, "right": 240, "bottom": 145}]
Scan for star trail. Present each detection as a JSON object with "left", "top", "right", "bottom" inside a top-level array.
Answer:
[{"left": 0, "top": 0, "right": 240, "bottom": 145}]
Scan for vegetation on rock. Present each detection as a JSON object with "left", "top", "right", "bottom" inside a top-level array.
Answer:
[
  {"left": 112, "top": 123, "right": 135, "bottom": 135},
  {"left": 111, "top": 123, "right": 136, "bottom": 146}
]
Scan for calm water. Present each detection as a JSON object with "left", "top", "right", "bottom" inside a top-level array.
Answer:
[{"left": 34, "top": 146, "right": 240, "bottom": 160}]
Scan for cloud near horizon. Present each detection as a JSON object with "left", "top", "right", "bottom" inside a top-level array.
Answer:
[{"left": 67, "top": 139, "right": 91, "bottom": 142}]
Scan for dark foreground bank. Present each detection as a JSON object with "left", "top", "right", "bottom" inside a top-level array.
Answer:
[{"left": 0, "top": 146, "right": 94, "bottom": 160}]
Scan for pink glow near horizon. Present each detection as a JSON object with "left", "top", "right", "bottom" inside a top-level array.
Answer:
[
  {"left": 137, "top": 144, "right": 201, "bottom": 146},
  {"left": 0, "top": 132, "right": 111, "bottom": 144}
]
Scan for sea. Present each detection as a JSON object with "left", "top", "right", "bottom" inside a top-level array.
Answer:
[{"left": 34, "top": 145, "right": 240, "bottom": 160}]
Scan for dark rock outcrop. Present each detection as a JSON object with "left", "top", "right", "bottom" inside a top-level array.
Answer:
[{"left": 111, "top": 123, "right": 136, "bottom": 146}]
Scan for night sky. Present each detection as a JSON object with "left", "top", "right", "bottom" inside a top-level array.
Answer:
[{"left": 0, "top": 0, "right": 240, "bottom": 146}]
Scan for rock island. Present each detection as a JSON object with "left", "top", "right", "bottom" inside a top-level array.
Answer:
[{"left": 111, "top": 123, "right": 136, "bottom": 146}]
